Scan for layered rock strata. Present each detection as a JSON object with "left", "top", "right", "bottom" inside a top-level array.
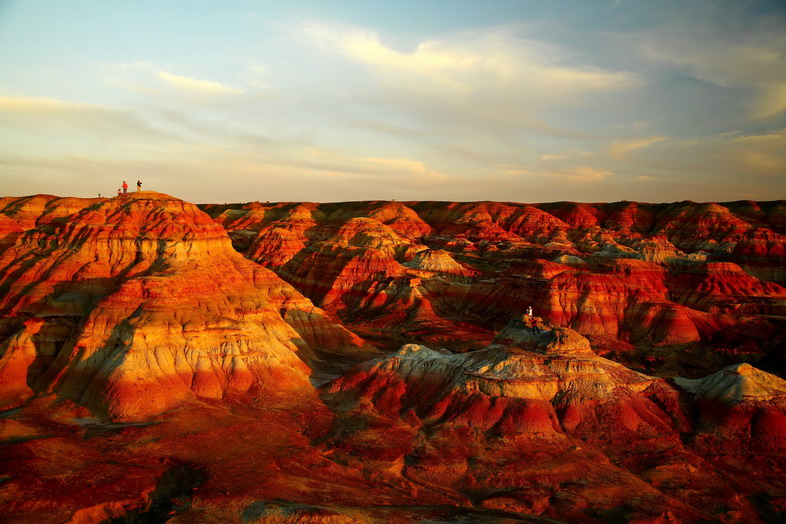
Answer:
[
  {"left": 320, "top": 325, "right": 785, "bottom": 522},
  {"left": 0, "top": 192, "right": 372, "bottom": 420},
  {"left": 675, "top": 363, "right": 786, "bottom": 451},
  {"left": 201, "top": 199, "right": 786, "bottom": 372}
]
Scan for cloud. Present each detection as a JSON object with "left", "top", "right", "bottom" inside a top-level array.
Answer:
[
  {"left": 305, "top": 25, "right": 639, "bottom": 92},
  {"left": 301, "top": 23, "right": 641, "bottom": 138},
  {"left": 635, "top": 22, "right": 786, "bottom": 120},
  {"left": 0, "top": 96, "right": 161, "bottom": 140},
  {"left": 609, "top": 128, "right": 786, "bottom": 178},
  {"left": 538, "top": 149, "right": 613, "bottom": 182},
  {"left": 157, "top": 71, "right": 244, "bottom": 95},
  {"left": 546, "top": 165, "right": 613, "bottom": 181},
  {"left": 305, "top": 23, "right": 639, "bottom": 95},
  {"left": 0, "top": 96, "right": 105, "bottom": 113},
  {"left": 754, "top": 83, "right": 786, "bottom": 120},
  {"left": 232, "top": 145, "right": 452, "bottom": 187},
  {"left": 102, "top": 62, "right": 247, "bottom": 100},
  {"left": 607, "top": 137, "right": 667, "bottom": 161}
]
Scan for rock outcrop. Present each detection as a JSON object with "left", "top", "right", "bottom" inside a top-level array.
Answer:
[
  {"left": 0, "top": 192, "right": 373, "bottom": 420},
  {"left": 675, "top": 364, "right": 786, "bottom": 450},
  {"left": 326, "top": 325, "right": 681, "bottom": 440},
  {"left": 2, "top": 194, "right": 786, "bottom": 523},
  {"left": 319, "top": 324, "right": 778, "bottom": 522},
  {"left": 201, "top": 199, "right": 786, "bottom": 375}
]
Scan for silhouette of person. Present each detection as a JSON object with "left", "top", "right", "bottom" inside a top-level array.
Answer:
[
  {"left": 529, "top": 315, "right": 540, "bottom": 334},
  {"left": 137, "top": 180, "right": 142, "bottom": 191}
]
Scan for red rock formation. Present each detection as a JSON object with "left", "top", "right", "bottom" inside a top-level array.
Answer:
[
  {"left": 652, "top": 201, "right": 752, "bottom": 253},
  {"left": 0, "top": 214, "right": 22, "bottom": 255},
  {"left": 321, "top": 325, "right": 776, "bottom": 522},
  {"left": 731, "top": 227, "right": 786, "bottom": 284},
  {"left": 0, "top": 192, "right": 373, "bottom": 420},
  {"left": 200, "top": 198, "right": 786, "bottom": 375},
  {"left": 675, "top": 363, "right": 786, "bottom": 451},
  {"left": 328, "top": 325, "right": 681, "bottom": 438},
  {"left": 3, "top": 194, "right": 786, "bottom": 522},
  {"left": 602, "top": 201, "right": 656, "bottom": 233}
]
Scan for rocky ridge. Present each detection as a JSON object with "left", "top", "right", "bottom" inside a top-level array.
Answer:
[
  {"left": 321, "top": 323, "right": 786, "bottom": 521},
  {"left": 1, "top": 194, "right": 785, "bottom": 523},
  {"left": 201, "top": 199, "right": 786, "bottom": 374},
  {"left": 0, "top": 192, "right": 372, "bottom": 420}
]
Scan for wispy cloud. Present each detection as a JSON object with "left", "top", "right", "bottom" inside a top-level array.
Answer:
[
  {"left": 0, "top": 96, "right": 105, "bottom": 113},
  {"left": 607, "top": 137, "right": 668, "bottom": 161},
  {"left": 635, "top": 23, "right": 786, "bottom": 121},
  {"left": 102, "top": 62, "right": 247, "bottom": 100},
  {"left": 610, "top": 128, "right": 786, "bottom": 177},
  {"left": 301, "top": 23, "right": 641, "bottom": 139},
  {"left": 0, "top": 95, "right": 162, "bottom": 140},
  {"left": 305, "top": 23, "right": 639, "bottom": 95},
  {"left": 157, "top": 71, "right": 244, "bottom": 95}
]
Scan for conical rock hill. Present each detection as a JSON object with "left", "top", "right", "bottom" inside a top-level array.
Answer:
[
  {"left": 674, "top": 363, "right": 786, "bottom": 449},
  {"left": 0, "top": 192, "right": 373, "bottom": 420}
]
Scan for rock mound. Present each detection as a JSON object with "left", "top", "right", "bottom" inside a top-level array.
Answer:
[
  {"left": 675, "top": 364, "right": 786, "bottom": 450},
  {"left": 403, "top": 249, "right": 474, "bottom": 276},
  {"left": 327, "top": 326, "right": 676, "bottom": 439},
  {"left": 674, "top": 363, "right": 786, "bottom": 403},
  {"left": 0, "top": 192, "right": 373, "bottom": 420},
  {"left": 200, "top": 198, "right": 786, "bottom": 365}
]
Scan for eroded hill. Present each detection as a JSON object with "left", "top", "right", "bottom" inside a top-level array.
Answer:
[
  {"left": 201, "top": 199, "right": 786, "bottom": 375},
  {"left": 1, "top": 193, "right": 785, "bottom": 523}
]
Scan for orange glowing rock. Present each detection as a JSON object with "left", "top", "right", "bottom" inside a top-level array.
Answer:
[
  {"left": 0, "top": 192, "right": 373, "bottom": 420},
  {"left": 202, "top": 199, "right": 786, "bottom": 367}
]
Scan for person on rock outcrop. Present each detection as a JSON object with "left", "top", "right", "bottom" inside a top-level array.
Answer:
[
  {"left": 529, "top": 315, "right": 540, "bottom": 334},
  {"left": 526, "top": 305, "right": 533, "bottom": 317},
  {"left": 122, "top": 180, "right": 128, "bottom": 194},
  {"left": 137, "top": 180, "right": 142, "bottom": 191},
  {"left": 117, "top": 187, "right": 122, "bottom": 196}
]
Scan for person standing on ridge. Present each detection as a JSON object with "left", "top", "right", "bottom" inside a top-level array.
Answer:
[
  {"left": 529, "top": 315, "right": 540, "bottom": 334},
  {"left": 122, "top": 181, "right": 128, "bottom": 194},
  {"left": 137, "top": 180, "right": 142, "bottom": 191}
]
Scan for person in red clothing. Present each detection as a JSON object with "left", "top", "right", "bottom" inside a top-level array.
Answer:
[
  {"left": 122, "top": 180, "right": 128, "bottom": 194},
  {"left": 528, "top": 315, "right": 540, "bottom": 334}
]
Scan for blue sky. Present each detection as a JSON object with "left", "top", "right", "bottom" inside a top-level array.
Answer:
[{"left": 1, "top": 0, "right": 784, "bottom": 203}]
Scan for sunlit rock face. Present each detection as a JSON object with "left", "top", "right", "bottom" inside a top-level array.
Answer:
[
  {"left": 326, "top": 326, "right": 681, "bottom": 440},
  {"left": 675, "top": 364, "right": 786, "bottom": 451},
  {"left": 0, "top": 192, "right": 373, "bottom": 420},
  {"left": 0, "top": 195, "right": 104, "bottom": 256},
  {"left": 319, "top": 325, "right": 780, "bottom": 522},
  {"left": 1, "top": 194, "right": 786, "bottom": 523},
  {"left": 202, "top": 199, "right": 786, "bottom": 371}
]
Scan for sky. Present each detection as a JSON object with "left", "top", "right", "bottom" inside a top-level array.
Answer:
[{"left": 1, "top": 0, "right": 785, "bottom": 204}]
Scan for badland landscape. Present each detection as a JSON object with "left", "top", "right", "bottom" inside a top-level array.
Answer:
[
  {"left": 2, "top": 1, "right": 786, "bottom": 522},
  {"left": 0, "top": 191, "right": 785, "bottom": 522}
]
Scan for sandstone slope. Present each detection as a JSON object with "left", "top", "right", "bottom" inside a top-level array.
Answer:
[
  {"left": 319, "top": 323, "right": 784, "bottom": 522},
  {"left": 201, "top": 199, "right": 786, "bottom": 374},
  {"left": 0, "top": 192, "right": 373, "bottom": 420}
]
